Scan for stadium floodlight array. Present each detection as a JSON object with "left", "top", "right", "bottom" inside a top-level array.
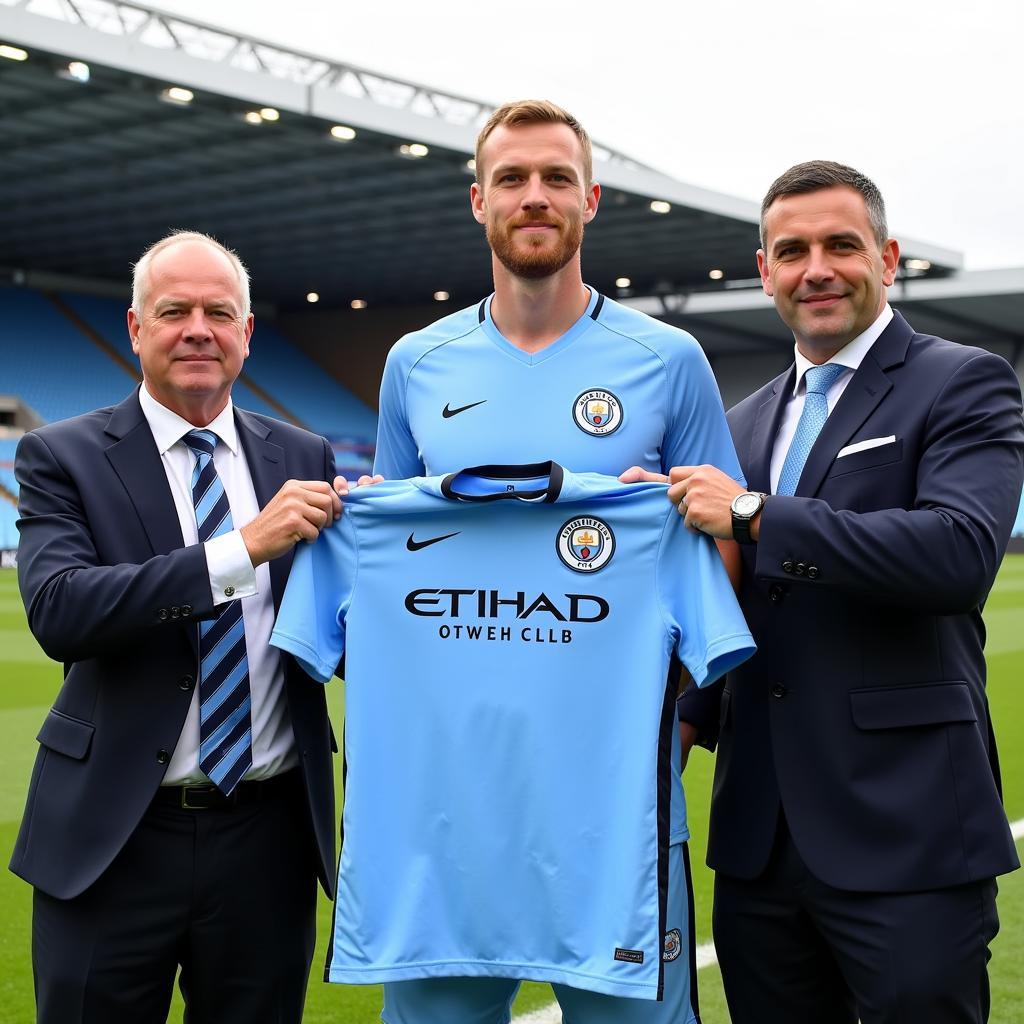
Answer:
[{"left": 1, "top": 0, "right": 653, "bottom": 174}]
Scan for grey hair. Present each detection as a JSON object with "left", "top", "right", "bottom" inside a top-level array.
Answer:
[
  {"left": 131, "top": 230, "right": 251, "bottom": 316},
  {"left": 759, "top": 160, "right": 888, "bottom": 249}
]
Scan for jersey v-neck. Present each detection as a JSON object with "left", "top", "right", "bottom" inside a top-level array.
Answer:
[{"left": 477, "top": 286, "right": 604, "bottom": 365}]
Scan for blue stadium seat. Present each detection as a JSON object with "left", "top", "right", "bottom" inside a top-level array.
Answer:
[
  {"left": 58, "top": 292, "right": 282, "bottom": 421},
  {"left": 241, "top": 322, "right": 378, "bottom": 444},
  {"left": 0, "top": 288, "right": 136, "bottom": 422},
  {"left": 59, "top": 292, "right": 376, "bottom": 442}
]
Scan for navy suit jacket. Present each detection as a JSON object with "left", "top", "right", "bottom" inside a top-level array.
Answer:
[
  {"left": 680, "top": 311, "right": 1023, "bottom": 892},
  {"left": 10, "top": 390, "right": 338, "bottom": 901}
]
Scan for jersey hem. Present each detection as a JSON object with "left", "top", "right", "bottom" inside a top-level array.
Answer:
[{"left": 326, "top": 959, "right": 660, "bottom": 1000}]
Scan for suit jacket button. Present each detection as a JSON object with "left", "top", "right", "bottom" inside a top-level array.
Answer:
[
  {"left": 782, "top": 560, "right": 794, "bottom": 574},
  {"left": 807, "top": 565, "right": 820, "bottom": 580},
  {"left": 224, "top": 586, "right": 235, "bottom": 598},
  {"left": 170, "top": 606, "right": 181, "bottom": 619},
  {"left": 156, "top": 749, "right": 170, "bottom": 764},
  {"left": 769, "top": 584, "right": 785, "bottom": 604},
  {"left": 794, "top": 563, "right": 807, "bottom": 576},
  {"left": 771, "top": 683, "right": 787, "bottom": 698},
  {"left": 157, "top": 608, "right": 169, "bottom": 621},
  {"left": 181, "top": 605, "right": 193, "bottom": 617},
  {"left": 179, "top": 674, "right": 195, "bottom": 691}
]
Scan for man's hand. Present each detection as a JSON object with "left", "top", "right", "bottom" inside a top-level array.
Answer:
[
  {"left": 334, "top": 474, "right": 385, "bottom": 497},
  {"left": 667, "top": 465, "right": 748, "bottom": 539},
  {"left": 241, "top": 480, "right": 342, "bottom": 566}
]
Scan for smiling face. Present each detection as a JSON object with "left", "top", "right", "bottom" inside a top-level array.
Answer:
[
  {"left": 471, "top": 121, "right": 600, "bottom": 281},
  {"left": 757, "top": 185, "right": 899, "bottom": 362},
  {"left": 127, "top": 239, "right": 253, "bottom": 425}
]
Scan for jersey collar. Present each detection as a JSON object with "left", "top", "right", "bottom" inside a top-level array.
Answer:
[
  {"left": 440, "top": 462, "right": 565, "bottom": 503},
  {"left": 477, "top": 287, "right": 604, "bottom": 366}
]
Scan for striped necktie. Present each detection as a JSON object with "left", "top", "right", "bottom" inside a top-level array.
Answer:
[
  {"left": 184, "top": 429, "right": 253, "bottom": 795},
  {"left": 776, "top": 362, "right": 847, "bottom": 497}
]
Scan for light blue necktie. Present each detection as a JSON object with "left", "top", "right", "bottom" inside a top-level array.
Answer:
[
  {"left": 775, "top": 362, "right": 847, "bottom": 497},
  {"left": 184, "top": 429, "right": 253, "bottom": 795}
]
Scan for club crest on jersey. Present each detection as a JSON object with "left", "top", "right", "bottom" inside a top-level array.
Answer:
[
  {"left": 557, "top": 516, "right": 615, "bottom": 573},
  {"left": 663, "top": 928, "right": 682, "bottom": 962},
  {"left": 573, "top": 389, "right": 622, "bottom": 436}
]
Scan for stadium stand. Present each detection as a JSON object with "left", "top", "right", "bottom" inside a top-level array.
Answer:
[
  {"left": 60, "top": 291, "right": 288, "bottom": 422},
  {"left": 60, "top": 291, "right": 378, "bottom": 444},
  {"left": 0, "top": 288, "right": 136, "bottom": 423}
]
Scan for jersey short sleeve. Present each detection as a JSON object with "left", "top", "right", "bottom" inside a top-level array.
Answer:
[
  {"left": 270, "top": 513, "right": 358, "bottom": 683},
  {"left": 657, "top": 514, "right": 755, "bottom": 686},
  {"left": 373, "top": 341, "right": 424, "bottom": 479}
]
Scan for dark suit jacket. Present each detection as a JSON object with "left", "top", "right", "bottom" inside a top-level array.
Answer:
[
  {"left": 9, "top": 390, "right": 338, "bottom": 901},
  {"left": 679, "top": 311, "right": 1023, "bottom": 893}
]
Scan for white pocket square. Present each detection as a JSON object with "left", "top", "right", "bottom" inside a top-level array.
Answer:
[{"left": 837, "top": 435, "right": 897, "bottom": 458}]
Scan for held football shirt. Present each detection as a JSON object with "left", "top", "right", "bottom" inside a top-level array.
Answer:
[
  {"left": 373, "top": 288, "right": 745, "bottom": 844},
  {"left": 271, "top": 463, "right": 754, "bottom": 1000}
]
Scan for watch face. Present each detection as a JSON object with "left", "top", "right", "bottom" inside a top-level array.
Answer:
[{"left": 733, "top": 492, "right": 761, "bottom": 517}]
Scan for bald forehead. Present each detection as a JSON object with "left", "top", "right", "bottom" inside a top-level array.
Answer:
[{"left": 145, "top": 241, "right": 244, "bottom": 308}]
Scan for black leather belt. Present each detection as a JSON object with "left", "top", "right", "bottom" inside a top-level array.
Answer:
[{"left": 154, "top": 769, "right": 299, "bottom": 810}]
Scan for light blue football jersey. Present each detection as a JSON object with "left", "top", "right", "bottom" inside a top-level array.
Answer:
[
  {"left": 271, "top": 464, "right": 754, "bottom": 1000},
  {"left": 373, "top": 288, "right": 745, "bottom": 845}
]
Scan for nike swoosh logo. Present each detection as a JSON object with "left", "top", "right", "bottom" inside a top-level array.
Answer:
[
  {"left": 442, "top": 400, "right": 486, "bottom": 418},
  {"left": 406, "top": 531, "right": 460, "bottom": 551}
]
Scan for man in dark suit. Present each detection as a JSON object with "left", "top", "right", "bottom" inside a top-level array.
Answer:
[
  {"left": 626, "top": 161, "right": 1023, "bottom": 1023},
  {"left": 11, "top": 231, "right": 343, "bottom": 1023}
]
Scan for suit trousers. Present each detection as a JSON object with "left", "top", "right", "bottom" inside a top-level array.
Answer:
[
  {"left": 32, "top": 770, "right": 318, "bottom": 1024},
  {"left": 712, "top": 813, "right": 999, "bottom": 1024}
]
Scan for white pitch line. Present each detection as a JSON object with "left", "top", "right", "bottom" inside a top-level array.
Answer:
[{"left": 512, "top": 822, "right": 1024, "bottom": 1024}]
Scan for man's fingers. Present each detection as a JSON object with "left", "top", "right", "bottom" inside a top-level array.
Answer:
[{"left": 619, "top": 465, "right": 668, "bottom": 484}]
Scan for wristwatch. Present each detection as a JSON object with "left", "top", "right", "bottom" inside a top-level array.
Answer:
[{"left": 730, "top": 491, "right": 766, "bottom": 544}]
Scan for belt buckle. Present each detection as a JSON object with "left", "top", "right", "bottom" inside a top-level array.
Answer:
[{"left": 180, "top": 784, "right": 216, "bottom": 810}]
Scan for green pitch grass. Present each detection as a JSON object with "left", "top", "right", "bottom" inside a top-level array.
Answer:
[{"left": 1, "top": 558, "right": 1022, "bottom": 1023}]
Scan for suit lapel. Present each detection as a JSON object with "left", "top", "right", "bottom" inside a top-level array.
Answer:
[
  {"left": 236, "top": 409, "right": 290, "bottom": 612},
  {"left": 795, "top": 311, "right": 912, "bottom": 498},
  {"left": 104, "top": 391, "right": 185, "bottom": 558},
  {"left": 105, "top": 391, "right": 197, "bottom": 659},
  {"left": 746, "top": 367, "right": 794, "bottom": 493}
]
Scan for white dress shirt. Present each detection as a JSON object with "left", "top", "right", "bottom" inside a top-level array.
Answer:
[
  {"left": 138, "top": 385, "right": 297, "bottom": 785},
  {"left": 769, "top": 305, "right": 894, "bottom": 495}
]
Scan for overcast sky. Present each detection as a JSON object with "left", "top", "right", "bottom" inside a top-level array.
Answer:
[{"left": 146, "top": 0, "right": 1022, "bottom": 271}]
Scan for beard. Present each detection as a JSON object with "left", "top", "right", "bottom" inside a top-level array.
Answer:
[{"left": 487, "top": 210, "right": 584, "bottom": 280}]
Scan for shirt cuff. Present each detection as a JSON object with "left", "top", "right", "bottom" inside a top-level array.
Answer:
[{"left": 206, "top": 530, "right": 258, "bottom": 606}]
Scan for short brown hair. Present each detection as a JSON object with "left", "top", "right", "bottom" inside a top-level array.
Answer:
[
  {"left": 475, "top": 99, "right": 593, "bottom": 186},
  {"left": 760, "top": 160, "right": 888, "bottom": 249}
]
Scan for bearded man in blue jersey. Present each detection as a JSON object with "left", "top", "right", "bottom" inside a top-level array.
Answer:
[{"left": 363, "top": 100, "right": 743, "bottom": 1024}]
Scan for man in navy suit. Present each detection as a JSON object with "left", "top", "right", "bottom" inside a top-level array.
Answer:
[
  {"left": 626, "top": 161, "right": 1023, "bottom": 1023},
  {"left": 11, "top": 232, "right": 343, "bottom": 1023}
]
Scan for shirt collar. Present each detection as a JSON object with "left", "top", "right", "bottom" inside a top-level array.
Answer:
[
  {"left": 138, "top": 383, "right": 240, "bottom": 455},
  {"left": 791, "top": 304, "right": 894, "bottom": 396}
]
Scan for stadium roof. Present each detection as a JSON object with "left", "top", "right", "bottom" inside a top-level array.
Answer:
[
  {"left": 627, "top": 267, "right": 1024, "bottom": 361},
  {"left": 0, "top": 0, "right": 963, "bottom": 313}
]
